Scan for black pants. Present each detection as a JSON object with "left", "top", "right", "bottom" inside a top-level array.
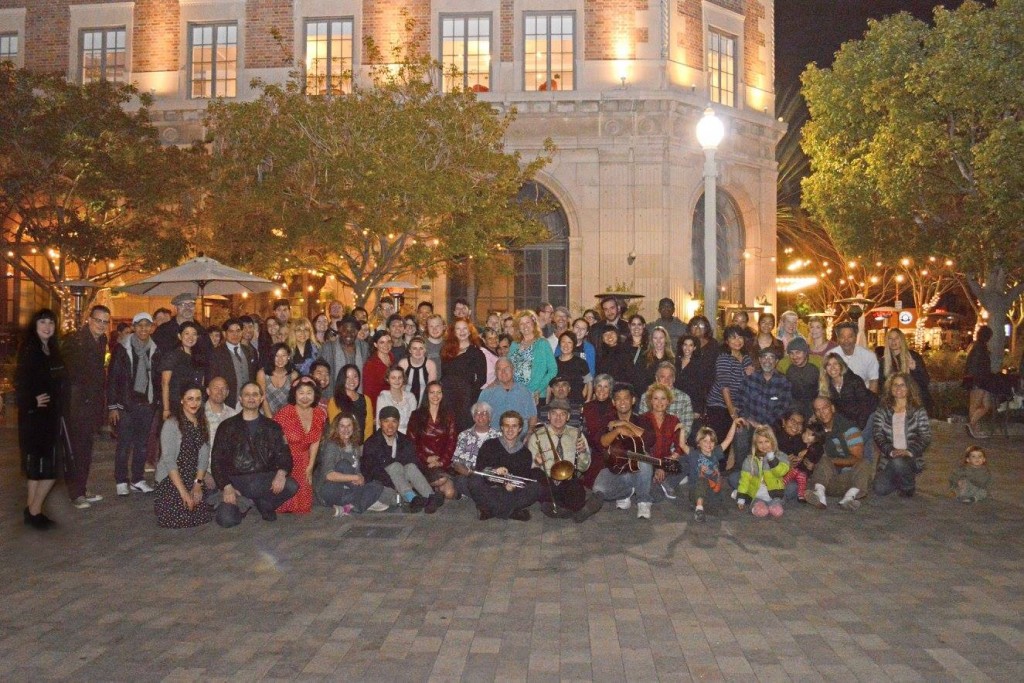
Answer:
[
  {"left": 67, "top": 400, "right": 103, "bottom": 500},
  {"left": 467, "top": 476, "right": 540, "bottom": 519},
  {"left": 114, "top": 403, "right": 157, "bottom": 484},
  {"left": 227, "top": 472, "right": 298, "bottom": 518}
]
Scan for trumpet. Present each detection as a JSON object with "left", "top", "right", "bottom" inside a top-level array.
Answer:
[{"left": 472, "top": 468, "right": 537, "bottom": 489}]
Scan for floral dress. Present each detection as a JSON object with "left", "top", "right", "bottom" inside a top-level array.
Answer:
[
  {"left": 154, "top": 420, "right": 214, "bottom": 529},
  {"left": 509, "top": 342, "right": 535, "bottom": 387},
  {"left": 274, "top": 404, "right": 327, "bottom": 513}
]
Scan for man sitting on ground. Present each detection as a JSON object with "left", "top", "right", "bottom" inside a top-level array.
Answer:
[{"left": 805, "top": 396, "right": 872, "bottom": 511}]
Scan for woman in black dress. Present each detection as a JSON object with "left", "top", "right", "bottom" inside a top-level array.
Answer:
[
  {"left": 440, "top": 318, "right": 487, "bottom": 431},
  {"left": 154, "top": 385, "right": 214, "bottom": 528},
  {"left": 17, "top": 309, "right": 65, "bottom": 530},
  {"left": 159, "top": 321, "right": 205, "bottom": 421}
]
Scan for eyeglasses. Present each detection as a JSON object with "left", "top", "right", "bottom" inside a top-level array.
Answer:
[{"left": 90, "top": 317, "right": 110, "bottom": 325}]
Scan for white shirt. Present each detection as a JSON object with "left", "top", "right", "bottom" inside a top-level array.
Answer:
[
  {"left": 376, "top": 390, "right": 418, "bottom": 433},
  {"left": 835, "top": 345, "right": 879, "bottom": 388}
]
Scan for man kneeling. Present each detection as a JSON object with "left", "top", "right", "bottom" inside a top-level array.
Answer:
[{"left": 212, "top": 382, "right": 298, "bottom": 526}]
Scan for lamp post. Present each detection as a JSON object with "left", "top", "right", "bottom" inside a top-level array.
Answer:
[
  {"left": 696, "top": 106, "right": 724, "bottom": 333},
  {"left": 57, "top": 279, "right": 99, "bottom": 330}
]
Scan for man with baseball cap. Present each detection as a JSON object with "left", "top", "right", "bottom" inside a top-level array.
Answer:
[
  {"left": 106, "top": 311, "right": 162, "bottom": 496},
  {"left": 778, "top": 337, "right": 820, "bottom": 419}
]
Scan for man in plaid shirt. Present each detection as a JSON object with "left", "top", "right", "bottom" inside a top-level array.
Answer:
[{"left": 731, "top": 348, "right": 792, "bottom": 482}]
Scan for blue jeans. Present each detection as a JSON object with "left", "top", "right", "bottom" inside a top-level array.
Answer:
[
  {"left": 593, "top": 463, "right": 654, "bottom": 504},
  {"left": 114, "top": 402, "right": 156, "bottom": 484},
  {"left": 873, "top": 456, "right": 916, "bottom": 496}
]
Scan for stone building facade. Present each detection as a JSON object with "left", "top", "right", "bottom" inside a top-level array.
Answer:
[{"left": 1, "top": 0, "right": 780, "bottom": 324}]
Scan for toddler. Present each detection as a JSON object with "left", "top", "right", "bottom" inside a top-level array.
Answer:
[
  {"left": 948, "top": 445, "right": 990, "bottom": 503},
  {"left": 736, "top": 425, "right": 790, "bottom": 517},
  {"left": 782, "top": 424, "right": 824, "bottom": 502},
  {"left": 683, "top": 419, "right": 738, "bottom": 522}
]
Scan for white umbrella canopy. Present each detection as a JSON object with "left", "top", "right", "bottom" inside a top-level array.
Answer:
[{"left": 116, "top": 255, "right": 277, "bottom": 297}]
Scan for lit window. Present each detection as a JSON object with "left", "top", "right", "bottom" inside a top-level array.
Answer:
[
  {"left": 707, "top": 29, "right": 735, "bottom": 107},
  {"left": 304, "top": 18, "right": 353, "bottom": 95},
  {"left": 0, "top": 33, "right": 18, "bottom": 64},
  {"left": 440, "top": 15, "right": 491, "bottom": 93},
  {"left": 81, "top": 28, "right": 126, "bottom": 83},
  {"left": 189, "top": 23, "right": 237, "bottom": 99},
  {"left": 524, "top": 13, "right": 574, "bottom": 92}
]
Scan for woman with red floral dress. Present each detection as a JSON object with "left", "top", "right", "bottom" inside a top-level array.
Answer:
[{"left": 274, "top": 376, "right": 327, "bottom": 514}]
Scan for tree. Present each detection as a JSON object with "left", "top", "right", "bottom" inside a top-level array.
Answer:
[
  {"left": 801, "top": 0, "right": 1024, "bottom": 368},
  {"left": 0, "top": 64, "right": 204, "bottom": 312},
  {"left": 202, "top": 39, "right": 553, "bottom": 308}
]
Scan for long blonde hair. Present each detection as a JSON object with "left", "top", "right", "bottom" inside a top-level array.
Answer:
[
  {"left": 883, "top": 328, "right": 912, "bottom": 378},
  {"left": 288, "top": 317, "right": 321, "bottom": 352}
]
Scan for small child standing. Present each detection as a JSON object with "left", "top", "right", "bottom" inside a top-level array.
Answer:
[
  {"left": 736, "top": 425, "right": 790, "bottom": 517},
  {"left": 782, "top": 424, "right": 824, "bottom": 502},
  {"left": 949, "top": 445, "right": 991, "bottom": 503},
  {"left": 683, "top": 419, "right": 738, "bottom": 522}
]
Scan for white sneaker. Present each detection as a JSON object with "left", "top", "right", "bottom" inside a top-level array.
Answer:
[
  {"left": 615, "top": 497, "right": 632, "bottom": 510},
  {"left": 730, "top": 489, "right": 738, "bottom": 500},
  {"left": 367, "top": 501, "right": 390, "bottom": 512},
  {"left": 84, "top": 491, "right": 103, "bottom": 503},
  {"left": 637, "top": 502, "right": 652, "bottom": 519},
  {"left": 72, "top": 496, "right": 91, "bottom": 509},
  {"left": 116, "top": 483, "right": 130, "bottom": 497},
  {"left": 130, "top": 480, "right": 154, "bottom": 494},
  {"left": 660, "top": 483, "right": 677, "bottom": 500}
]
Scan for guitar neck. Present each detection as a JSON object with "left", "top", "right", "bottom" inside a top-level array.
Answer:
[{"left": 621, "top": 450, "right": 662, "bottom": 466}]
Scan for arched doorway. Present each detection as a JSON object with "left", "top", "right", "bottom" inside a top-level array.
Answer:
[
  {"left": 449, "top": 181, "right": 569, "bottom": 317},
  {"left": 691, "top": 190, "right": 745, "bottom": 307}
]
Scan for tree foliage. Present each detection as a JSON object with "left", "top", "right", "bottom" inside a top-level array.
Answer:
[
  {"left": 801, "top": 0, "right": 1024, "bottom": 364},
  {"left": 0, "top": 64, "right": 204, "bottom": 304},
  {"left": 202, "top": 40, "right": 553, "bottom": 307}
]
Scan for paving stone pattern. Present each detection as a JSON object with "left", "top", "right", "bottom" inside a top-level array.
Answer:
[{"left": 2, "top": 421, "right": 1022, "bottom": 682}]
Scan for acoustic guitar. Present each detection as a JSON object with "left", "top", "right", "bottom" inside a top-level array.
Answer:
[{"left": 605, "top": 435, "right": 683, "bottom": 475}]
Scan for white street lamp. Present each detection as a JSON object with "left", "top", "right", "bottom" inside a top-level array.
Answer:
[{"left": 696, "top": 106, "right": 724, "bottom": 332}]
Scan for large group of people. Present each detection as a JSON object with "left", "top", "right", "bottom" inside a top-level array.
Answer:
[{"left": 16, "top": 292, "right": 992, "bottom": 532}]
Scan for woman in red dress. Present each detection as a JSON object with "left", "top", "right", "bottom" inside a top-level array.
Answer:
[
  {"left": 274, "top": 376, "right": 327, "bottom": 514},
  {"left": 363, "top": 330, "right": 395, "bottom": 414}
]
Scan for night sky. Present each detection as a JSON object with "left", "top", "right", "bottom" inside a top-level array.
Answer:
[{"left": 775, "top": 1, "right": 970, "bottom": 94}]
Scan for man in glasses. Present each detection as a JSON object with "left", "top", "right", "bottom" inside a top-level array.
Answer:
[{"left": 66, "top": 304, "right": 112, "bottom": 509}]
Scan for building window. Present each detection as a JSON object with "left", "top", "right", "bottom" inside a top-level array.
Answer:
[
  {"left": 524, "top": 13, "right": 574, "bottom": 92},
  {"left": 692, "top": 190, "right": 745, "bottom": 308},
  {"left": 304, "top": 18, "right": 353, "bottom": 95},
  {"left": 0, "top": 33, "right": 18, "bottom": 64},
  {"left": 515, "top": 182, "right": 569, "bottom": 310},
  {"left": 80, "top": 28, "right": 126, "bottom": 83},
  {"left": 440, "top": 15, "right": 491, "bottom": 93},
  {"left": 189, "top": 23, "right": 237, "bottom": 99},
  {"left": 707, "top": 29, "right": 736, "bottom": 107}
]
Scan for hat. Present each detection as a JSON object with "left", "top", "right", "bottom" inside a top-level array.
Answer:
[
  {"left": 787, "top": 337, "right": 810, "bottom": 354},
  {"left": 132, "top": 312, "right": 154, "bottom": 325},
  {"left": 546, "top": 398, "right": 572, "bottom": 414},
  {"left": 171, "top": 292, "right": 196, "bottom": 306},
  {"left": 378, "top": 405, "right": 400, "bottom": 422},
  {"left": 548, "top": 375, "right": 571, "bottom": 388},
  {"left": 757, "top": 346, "right": 779, "bottom": 359},
  {"left": 658, "top": 297, "right": 674, "bottom": 307}
]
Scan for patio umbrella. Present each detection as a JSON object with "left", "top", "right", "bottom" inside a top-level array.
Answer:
[{"left": 116, "top": 255, "right": 277, "bottom": 297}]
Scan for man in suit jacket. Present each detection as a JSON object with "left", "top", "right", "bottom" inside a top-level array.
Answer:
[{"left": 207, "top": 317, "right": 259, "bottom": 408}]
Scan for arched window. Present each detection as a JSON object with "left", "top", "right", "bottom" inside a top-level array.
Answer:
[
  {"left": 691, "top": 190, "right": 745, "bottom": 306},
  {"left": 447, "top": 181, "right": 569, "bottom": 317},
  {"left": 514, "top": 182, "right": 569, "bottom": 310}
]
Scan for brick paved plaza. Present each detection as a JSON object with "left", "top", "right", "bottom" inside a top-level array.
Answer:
[{"left": 2, "top": 420, "right": 1022, "bottom": 682}]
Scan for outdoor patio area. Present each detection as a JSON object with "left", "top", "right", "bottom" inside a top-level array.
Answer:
[{"left": 2, "top": 420, "right": 1022, "bottom": 682}]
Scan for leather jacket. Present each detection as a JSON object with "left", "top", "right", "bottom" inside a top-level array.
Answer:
[{"left": 211, "top": 413, "right": 292, "bottom": 489}]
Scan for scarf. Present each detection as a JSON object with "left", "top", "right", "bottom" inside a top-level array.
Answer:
[{"left": 130, "top": 334, "right": 154, "bottom": 401}]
